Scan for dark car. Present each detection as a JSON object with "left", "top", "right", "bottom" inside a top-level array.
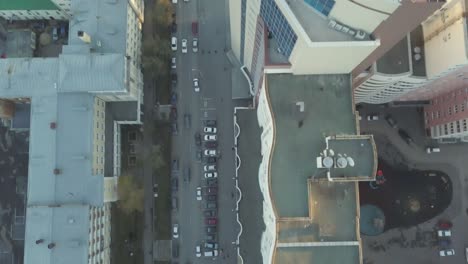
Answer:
[
  {"left": 171, "top": 73, "right": 177, "bottom": 87},
  {"left": 206, "top": 179, "right": 217, "bottom": 186},
  {"left": 205, "top": 202, "right": 217, "bottom": 209},
  {"left": 170, "top": 92, "right": 177, "bottom": 105},
  {"left": 206, "top": 234, "right": 216, "bottom": 241},
  {"left": 171, "top": 22, "right": 177, "bottom": 33},
  {"left": 204, "top": 210, "right": 217, "bottom": 217},
  {"left": 438, "top": 220, "right": 453, "bottom": 229},
  {"left": 171, "top": 178, "right": 178, "bottom": 192},
  {"left": 171, "top": 197, "right": 178, "bottom": 211},
  {"left": 184, "top": 114, "right": 191, "bottom": 129},
  {"left": 170, "top": 107, "right": 178, "bottom": 121},
  {"left": 192, "top": 21, "right": 198, "bottom": 36},
  {"left": 172, "top": 159, "right": 179, "bottom": 172},
  {"left": 206, "top": 226, "right": 216, "bottom": 234},
  {"left": 183, "top": 167, "right": 191, "bottom": 182},
  {"left": 172, "top": 242, "right": 179, "bottom": 258},
  {"left": 171, "top": 122, "right": 178, "bottom": 135},
  {"left": 207, "top": 195, "right": 217, "bottom": 201},
  {"left": 205, "top": 157, "right": 217, "bottom": 164},
  {"left": 205, "top": 218, "right": 217, "bottom": 226},
  {"left": 203, "top": 187, "right": 217, "bottom": 195},
  {"left": 204, "top": 120, "right": 217, "bottom": 126},
  {"left": 398, "top": 129, "right": 414, "bottom": 145},
  {"left": 204, "top": 142, "right": 218, "bottom": 148},
  {"left": 194, "top": 132, "right": 201, "bottom": 147},
  {"left": 385, "top": 115, "right": 397, "bottom": 128}
]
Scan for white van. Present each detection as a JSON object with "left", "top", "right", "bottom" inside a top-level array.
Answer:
[{"left": 426, "top": 147, "right": 440, "bottom": 154}]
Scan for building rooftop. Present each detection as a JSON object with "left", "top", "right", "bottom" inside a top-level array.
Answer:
[
  {"left": 265, "top": 73, "right": 376, "bottom": 263},
  {"left": 5, "top": 30, "right": 35, "bottom": 58},
  {"left": 0, "top": 0, "right": 58, "bottom": 10},
  {"left": 286, "top": 0, "right": 367, "bottom": 42},
  {"left": 376, "top": 35, "right": 410, "bottom": 75}
]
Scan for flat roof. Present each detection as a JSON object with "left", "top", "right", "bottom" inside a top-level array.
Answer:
[
  {"left": 287, "top": 0, "right": 366, "bottom": 42},
  {"left": 275, "top": 245, "right": 359, "bottom": 264},
  {"left": 0, "top": 0, "right": 58, "bottom": 10},
  {"left": 376, "top": 35, "right": 410, "bottom": 74},
  {"left": 5, "top": 30, "right": 35, "bottom": 58}
]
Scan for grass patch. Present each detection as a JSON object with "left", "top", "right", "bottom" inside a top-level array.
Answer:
[
  {"left": 153, "top": 120, "right": 172, "bottom": 240},
  {"left": 111, "top": 204, "right": 144, "bottom": 264}
]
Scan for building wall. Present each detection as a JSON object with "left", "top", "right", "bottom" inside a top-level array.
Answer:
[
  {"left": 244, "top": 0, "right": 262, "bottom": 72},
  {"left": 93, "top": 97, "right": 105, "bottom": 176},
  {"left": 104, "top": 177, "right": 118, "bottom": 202},
  {"left": 289, "top": 35, "right": 380, "bottom": 74},
  {"left": 256, "top": 77, "right": 277, "bottom": 264},
  {"left": 229, "top": 0, "right": 242, "bottom": 62},
  {"left": 126, "top": 3, "right": 142, "bottom": 67},
  {"left": 88, "top": 204, "right": 112, "bottom": 264},
  {"left": 330, "top": 0, "right": 398, "bottom": 33},
  {"left": 251, "top": 17, "right": 266, "bottom": 97}
]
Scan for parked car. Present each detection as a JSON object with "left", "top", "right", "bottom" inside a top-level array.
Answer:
[
  {"left": 171, "top": 197, "right": 178, "bottom": 210},
  {"left": 195, "top": 245, "right": 201, "bottom": 258},
  {"left": 205, "top": 142, "right": 218, "bottom": 148},
  {"left": 153, "top": 184, "right": 158, "bottom": 197},
  {"left": 204, "top": 120, "right": 217, "bottom": 126},
  {"left": 204, "top": 149, "right": 218, "bottom": 157},
  {"left": 170, "top": 92, "right": 177, "bottom": 105},
  {"left": 439, "top": 249, "right": 455, "bottom": 257},
  {"left": 206, "top": 234, "right": 216, "bottom": 241},
  {"left": 171, "top": 178, "right": 178, "bottom": 192},
  {"left": 205, "top": 202, "right": 217, "bottom": 209},
  {"left": 204, "top": 250, "right": 218, "bottom": 257},
  {"left": 438, "top": 230, "right": 452, "bottom": 237},
  {"left": 192, "top": 21, "right": 198, "bottom": 36},
  {"left": 204, "top": 165, "right": 216, "bottom": 171},
  {"left": 171, "top": 37, "right": 177, "bottom": 51},
  {"left": 204, "top": 242, "right": 218, "bottom": 249},
  {"left": 426, "top": 146, "right": 441, "bottom": 153},
  {"left": 206, "top": 179, "right": 217, "bottom": 186},
  {"left": 193, "top": 78, "right": 200, "bottom": 92},
  {"left": 205, "top": 218, "right": 217, "bottom": 226},
  {"left": 367, "top": 114, "right": 379, "bottom": 121},
  {"left": 171, "top": 57, "right": 176, "bottom": 69},
  {"left": 171, "top": 22, "right": 177, "bottom": 33},
  {"left": 184, "top": 114, "right": 191, "bottom": 129},
  {"left": 206, "top": 226, "right": 217, "bottom": 234},
  {"left": 171, "top": 122, "right": 178, "bottom": 135},
  {"left": 192, "top": 38, "right": 198, "bottom": 52},
  {"left": 181, "top": 39, "right": 188, "bottom": 53},
  {"left": 171, "top": 73, "right": 178, "bottom": 87},
  {"left": 385, "top": 115, "right": 397, "bottom": 128},
  {"left": 172, "top": 224, "right": 179, "bottom": 238},
  {"left": 207, "top": 195, "right": 217, "bottom": 201},
  {"left": 194, "top": 132, "right": 201, "bottom": 147},
  {"left": 204, "top": 127, "right": 217, "bottom": 133},
  {"left": 205, "top": 157, "right": 217, "bottom": 164},
  {"left": 172, "top": 159, "right": 179, "bottom": 172},
  {"left": 170, "top": 107, "right": 178, "bottom": 120},
  {"left": 204, "top": 134, "right": 217, "bottom": 141},
  {"left": 398, "top": 129, "right": 414, "bottom": 145},
  {"left": 196, "top": 187, "right": 202, "bottom": 201},
  {"left": 438, "top": 220, "right": 453, "bottom": 229},
  {"left": 204, "top": 210, "right": 217, "bottom": 217},
  {"left": 204, "top": 172, "right": 218, "bottom": 179}
]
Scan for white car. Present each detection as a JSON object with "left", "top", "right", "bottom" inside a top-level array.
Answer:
[
  {"left": 204, "top": 165, "right": 216, "bottom": 172},
  {"left": 172, "top": 0, "right": 177, "bottom": 3},
  {"left": 437, "top": 230, "right": 452, "bottom": 237},
  {"left": 171, "top": 37, "right": 177, "bottom": 51},
  {"left": 195, "top": 245, "right": 201, "bottom": 258},
  {"left": 204, "top": 149, "right": 217, "bottom": 157},
  {"left": 181, "top": 39, "right": 188, "bottom": 53},
  {"left": 204, "top": 172, "right": 218, "bottom": 179},
  {"left": 203, "top": 127, "right": 217, "bottom": 133},
  {"left": 204, "top": 134, "right": 217, "bottom": 141},
  {"left": 193, "top": 78, "right": 200, "bottom": 92},
  {"left": 192, "top": 38, "right": 198, "bottom": 52},
  {"left": 171, "top": 57, "right": 176, "bottom": 69},
  {"left": 172, "top": 224, "right": 179, "bottom": 238},
  {"left": 439, "top": 249, "right": 455, "bottom": 257},
  {"left": 367, "top": 114, "right": 379, "bottom": 121},
  {"left": 196, "top": 187, "right": 202, "bottom": 201}
]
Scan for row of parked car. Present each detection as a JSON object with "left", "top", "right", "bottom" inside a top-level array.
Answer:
[{"left": 195, "top": 119, "right": 219, "bottom": 258}]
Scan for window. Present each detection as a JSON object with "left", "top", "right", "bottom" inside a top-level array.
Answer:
[
  {"left": 448, "top": 107, "right": 452, "bottom": 115},
  {"left": 454, "top": 105, "right": 458, "bottom": 113}
]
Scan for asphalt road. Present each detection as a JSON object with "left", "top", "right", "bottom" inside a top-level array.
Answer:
[{"left": 172, "top": 0, "right": 238, "bottom": 263}]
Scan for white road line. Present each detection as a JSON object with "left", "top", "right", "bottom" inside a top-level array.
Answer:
[{"left": 201, "top": 108, "right": 216, "bottom": 111}]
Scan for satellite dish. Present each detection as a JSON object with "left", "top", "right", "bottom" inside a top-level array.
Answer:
[{"left": 346, "top": 157, "right": 355, "bottom": 167}]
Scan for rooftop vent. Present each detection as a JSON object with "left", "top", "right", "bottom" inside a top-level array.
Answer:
[
  {"left": 35, "top": 239, "right": 44, "bottom": 244},
  {"left": 50, "top": 122, "right": 56, "bottom": 129},
  {"left": 77, "top": 30, "right": 91, "bottom": 44},
  {"left": 48, "top": 243, "right": 56, "bottom": 249},
  {"left": 53, "top": 168, "right": 61, "bottom": 175}
]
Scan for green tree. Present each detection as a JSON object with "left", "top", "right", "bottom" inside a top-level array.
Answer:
[
  {"left": 149, "top": 144, "right": 166, "bottom": 171},
  {"left": 142, "top": 35, "right": 171, "bottom": 76},
  {"left": 153, "top": 0, "right": 174, "bottom": 27},
  {"left": 117, "top": 174, "right": 144, "bottom": 214}
]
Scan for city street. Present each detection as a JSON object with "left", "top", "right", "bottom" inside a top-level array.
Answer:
[
  {"left": 359, "top": 104, "right": 468, "bottom": 264},
  {"left": 171, "top": 0, "right": 238, "bottom": 263}
]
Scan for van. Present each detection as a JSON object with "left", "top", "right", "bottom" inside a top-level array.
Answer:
[{"left": 426, "top": 147, "right": 440, "bottom": 154}]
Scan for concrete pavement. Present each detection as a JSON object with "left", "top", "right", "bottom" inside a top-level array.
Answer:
[{"left": 359, "top": 104, "right": 468, "bottom": 264}]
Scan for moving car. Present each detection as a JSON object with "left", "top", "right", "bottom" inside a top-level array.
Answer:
[
  {"left": 181, "top": 39, "right": 188, "bottom": 53},
  {"left": 172, "top": 224, "right": 179, "bottom": 238},
  {"left": 171, "top": 57, "right": 176, "bottom": 69},
  {"left": 204, "top": 149, "right": 217, "bottom": 157},
  {"left": 204, "top": 134, "right": 217, "bottom": 141},
  {"left": 196, "top": 187, "right": 202, "bottom": 201},
  {"left": 204, "top": 164, "right": 216, "bottom": 171},
  {"left": 192, "top": 38, "right": 198, "bottom": 52},
  {"left": 204, "top": 172, "right": 218, "bottom": 179},
  {"left": 439, "top": 249, "right": 455, "bottom": 257},
  {"left": 398, "top": 129, "right": 414, "bottom": 145},
  {"left": 195, "top": 245, "right": 201, "bottom": 258},
  {"left": 193, "top": 78, "right": 200, "bottom": 92},
  {"left": 171, "top": 37, "right": 177, "bottom": 51},
  {"left": 385, "top": 115, "right": 397, "bottom": 128},
  {"left": 204, "top": 127, "right": 217, "bottom": 133}
]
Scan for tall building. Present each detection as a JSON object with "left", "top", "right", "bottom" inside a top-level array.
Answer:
[
  {"left": 229, "top": 0, "right": 442, "bottom": 101},
  {"left": 0, "top": 0, "right": 71, "bottom": 20},
  {"left": 0, "top": 0, "right": 144, "bottom": 263}
]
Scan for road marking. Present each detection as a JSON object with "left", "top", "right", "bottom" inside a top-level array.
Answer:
[{"left": 201, "top": 108, "right": 216, "bottom": 111}]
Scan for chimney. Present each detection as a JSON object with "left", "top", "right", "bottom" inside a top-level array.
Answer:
[
  {"left": 48, "top": 243, "right": 56, "bottom": 249},
  {"left": 77, "top": 30, "right": 91, "bottom": 44},
  {"left": 35, "top": 239, "right": 44, "bottom": 244}
]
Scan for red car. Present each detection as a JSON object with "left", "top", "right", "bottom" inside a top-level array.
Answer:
[
  {"left": 437, "top": 219, "right": 452, "bottom": 229},
  {"left": 205, "top": 218, "right": 217, "bottom": 225}
]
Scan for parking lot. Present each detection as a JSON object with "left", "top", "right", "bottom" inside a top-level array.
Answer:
[{"left": 167, "top": 0, "right": 238, "bottom": 263}]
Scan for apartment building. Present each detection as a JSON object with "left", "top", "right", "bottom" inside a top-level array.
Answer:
[
  {"left": 229, "top": 0, "right": 442, "bottom": 101},
  {"left": 0, "top": 0, "right": 145, "bottom": 263},
  {"left": 0, "top": 0, "right": 71, "bottom": 20}
]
